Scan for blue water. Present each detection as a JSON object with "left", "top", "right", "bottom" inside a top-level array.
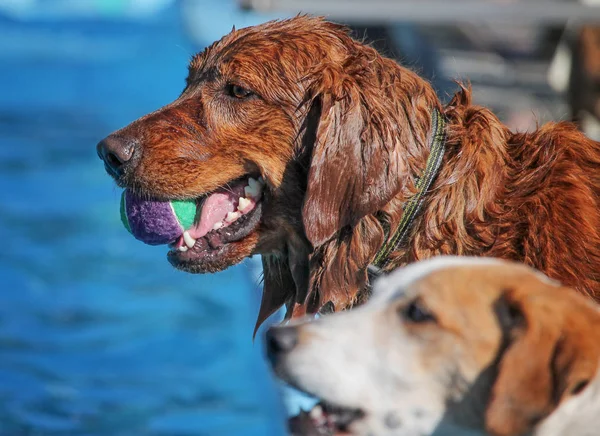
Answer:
[{"left": 0, "top": 3, "right": 287, "bottom": 435}]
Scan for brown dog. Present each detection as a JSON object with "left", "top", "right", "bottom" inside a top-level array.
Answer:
[
  {"left": 267, "top": 257, "right": 600, "bottom": 436},
  {"left": 97, "top": 16, "right": 600, "bottom": 330}
]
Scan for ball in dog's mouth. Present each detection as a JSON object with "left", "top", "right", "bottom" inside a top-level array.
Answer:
[
  {"left": 166, "top": 176, "right": 265, "bottom": 269},
  {"left": 119, "top": 175, "right": 266, "bottom": 270}
]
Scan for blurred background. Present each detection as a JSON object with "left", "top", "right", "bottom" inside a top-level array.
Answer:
[{"left": 0, "top": 1, "right": 598, "bottom": 435}]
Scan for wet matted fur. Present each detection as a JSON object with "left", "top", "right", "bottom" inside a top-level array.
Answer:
[{"left": 98, "top": 16, "right": 600, "bottom": 329}]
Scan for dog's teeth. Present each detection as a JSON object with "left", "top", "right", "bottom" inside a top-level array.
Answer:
[
  {"left": 183, "top": 231, "right": 196, "bottom": 248},
  {"left": 226, "top": 211, "right": 242, "bottom": 223},
  {"left": 244, "top": 186, "right": 257, "bottom": 198},
  {"left": 237, "top": 197, "right": 251, "bottom": 211},
  {"left": 244, "top": 178, "right": 263, "bottom": 198},
  {"left": 248, "top": 177, "right": 261, "bottom": 189},
  {"left": 258, "top": 176, "right": 265, "bottom": 184},
  {"left": 212, "top": 222, "right": 223, "bottom": 230},
  {"left": 178, "top": 245, "right": 188, "bottom": 252}
]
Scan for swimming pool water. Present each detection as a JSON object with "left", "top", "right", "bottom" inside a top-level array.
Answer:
[{"left": 0, "top": 5, "right": 287, "bottom": 436}]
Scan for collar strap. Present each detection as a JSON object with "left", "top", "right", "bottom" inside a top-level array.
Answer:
[{"left": 371, "top": 108, "right": 447, "bottom": 270}]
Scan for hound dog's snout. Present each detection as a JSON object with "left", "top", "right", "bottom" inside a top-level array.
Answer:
[
  {"left": 97, "top": 134, "right": 138, "bottom": 178},
  {"left": 265, "top": 326, "right": 298, "bottom": 364}
]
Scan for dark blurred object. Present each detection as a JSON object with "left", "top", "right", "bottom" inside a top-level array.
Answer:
[
  {"left": 568, "top": 26, "right": 600, "bottom": 130},
  {"left": 548, "top": 23, "right": 600, "bottom": 140}
]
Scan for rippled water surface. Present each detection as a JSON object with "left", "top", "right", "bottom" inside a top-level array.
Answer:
[{"left": 0, "top": 6, "right": 286, "bottom": 436}]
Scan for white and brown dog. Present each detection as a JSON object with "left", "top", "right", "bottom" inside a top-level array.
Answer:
[{"left": 266, "top": 257, "right": 600, "bottom": 436}]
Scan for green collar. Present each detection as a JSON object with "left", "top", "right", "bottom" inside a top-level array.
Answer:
[{"left": 371, "top": 108, "right": 447, "bottom": 270}]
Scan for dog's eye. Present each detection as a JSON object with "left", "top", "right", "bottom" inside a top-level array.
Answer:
[
  {"left": 402, "top": 299, "right": 436, "bottom": 323},
  {"left": 226, "top": 84, "right": 254, "bottom": 99}
]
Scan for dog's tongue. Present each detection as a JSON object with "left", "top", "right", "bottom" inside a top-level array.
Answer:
[
  {"left": 191, "top": 192, "right": 236, "bottom": 239},
  {"left": 171, "top": 177, "right": 263, "bottom": 247}
]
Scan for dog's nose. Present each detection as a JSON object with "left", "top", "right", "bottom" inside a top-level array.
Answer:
[
  {"left": 97, "top": 135, "right": 137, "bottom": 177},
  {"left": 266, "top": 326, "right": 298, "bottom": 360}
]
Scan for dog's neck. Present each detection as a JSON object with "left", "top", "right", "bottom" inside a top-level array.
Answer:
[
  {"left": 371, "top": 107, "right": 447, "bottom": 271},
  {"left": 380, "top": 86, "right": 511, "bottom": 273}
]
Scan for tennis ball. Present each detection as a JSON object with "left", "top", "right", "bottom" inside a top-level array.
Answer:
[{"left": 120, "top": 190, "right": 196, "bottom": 245}]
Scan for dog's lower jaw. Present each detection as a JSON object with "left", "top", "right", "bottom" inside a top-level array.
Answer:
[{"left": 167, "top": 230, "right": 260, "bottom": 273}]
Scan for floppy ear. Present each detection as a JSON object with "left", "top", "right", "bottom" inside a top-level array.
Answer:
[
  {"left": 486, "top": 287, "right": 600, "bottom": 436},
  {"left": 302, "top": 68, "right": 406, "bottom": 248}
]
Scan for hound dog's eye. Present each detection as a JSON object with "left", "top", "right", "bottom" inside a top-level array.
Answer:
[
  {"left": 226, "top": 83, "right": 254, "bottom": 99},
  {"left": 402, "top": 299, "right": 436, "bottom": 323}
]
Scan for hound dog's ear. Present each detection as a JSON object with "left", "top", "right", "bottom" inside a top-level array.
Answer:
[
  {"left": 302, "top": 63, "right": 406, "bottom": 248},
  {"left": 486, "top": 284, "right": 600, "bottom": 436}
]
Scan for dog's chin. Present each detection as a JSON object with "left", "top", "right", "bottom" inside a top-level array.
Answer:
[
  {"left": 167, "top": 202, "right": 263, "bottom": 273},
  {"left": 167, "top": 233, "right": 258, "bottom": 273}
]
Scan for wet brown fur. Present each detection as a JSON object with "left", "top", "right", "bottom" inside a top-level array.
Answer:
[{"left": 103, "top": 16, "right": 600, "bottom": 329}]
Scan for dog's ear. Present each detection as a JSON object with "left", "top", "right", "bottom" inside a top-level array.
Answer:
[
  {"left": 302, "top": 64, "right": 409, "bottom": 248},
  {"left": 486, "top": 285, "right": 600, "bottom": 436}
]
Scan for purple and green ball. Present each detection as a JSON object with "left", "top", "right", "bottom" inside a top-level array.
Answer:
[{"left": 120, "top": 190, "right": 196, "bottom": 245}]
